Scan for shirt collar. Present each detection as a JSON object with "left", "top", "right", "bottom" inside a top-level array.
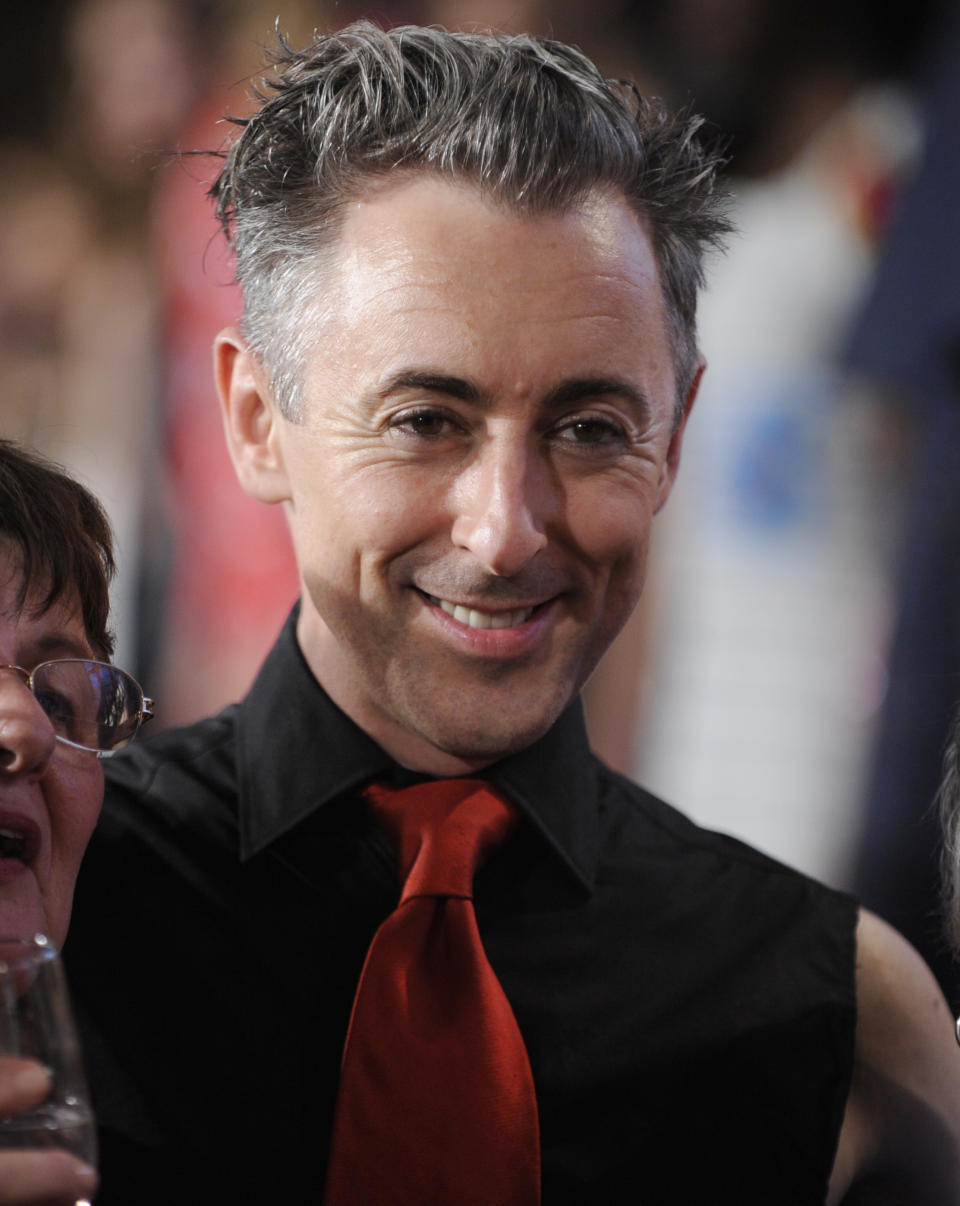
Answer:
[{"left": 238, "top": 605, "right": 600, "bottom": 890}]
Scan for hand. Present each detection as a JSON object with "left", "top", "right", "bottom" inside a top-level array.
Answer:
[{"left": 0, "top": 1058, "right": 98, "bottom": 1205}]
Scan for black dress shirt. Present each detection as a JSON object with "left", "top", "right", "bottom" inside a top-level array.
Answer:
[{"left": 66, "top": 606, "right": 857, "bottom": 1205}]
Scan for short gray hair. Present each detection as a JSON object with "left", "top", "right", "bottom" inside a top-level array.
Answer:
[{"left": 212, "top": 21, "right": 731, "bottom": 422}]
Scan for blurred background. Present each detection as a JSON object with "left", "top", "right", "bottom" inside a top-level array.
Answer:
[{"left": 4, "top": 0, "right": 960, "bottom": 1003}]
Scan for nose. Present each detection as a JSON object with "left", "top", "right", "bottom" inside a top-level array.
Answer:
[
  {"left": 449, "top": 435, "right": 549, "bottom": 577},
  {"left": 0, "top": 672, "right": 55, "bottom": 778}
]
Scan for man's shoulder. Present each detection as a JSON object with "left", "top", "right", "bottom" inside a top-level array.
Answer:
[
  {"left": 75, "top": 706, "right": 246, "bottom": 930},
  {"left": 96, "top": 705, "right": 242, "bottom": 852},
  {"left": 104, "top": 705, "right": 240, "bottom": 798},
  {"left": 591, "top": 761, "right": 859, "bottom": 990},
  {"left": 598, "top": 760, "right": 852, "bottom": 896}
]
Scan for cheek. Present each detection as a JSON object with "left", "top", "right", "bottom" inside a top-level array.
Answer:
[
  {"left": 48, "top": 761, "right": 103, "bottom": 856},
  {"left": 566, "top": 490, "right": 654, "bottom": 575},
  {"left": 312, "top": 475, "right": 447, "bottom": 580}
]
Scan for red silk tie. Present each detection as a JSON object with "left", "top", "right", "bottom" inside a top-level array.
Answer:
[{"left": 324, "top": 779, "right": 541, "bottom": 1206}]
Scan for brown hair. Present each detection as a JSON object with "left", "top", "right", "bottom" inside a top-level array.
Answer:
[{"left": 0, "top": 440, "right": 115, "bottom": 659}]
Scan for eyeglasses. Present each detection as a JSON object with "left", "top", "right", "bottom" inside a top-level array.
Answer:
[{"left": 0, "top": 659, "right": 154, "bottom": 757}]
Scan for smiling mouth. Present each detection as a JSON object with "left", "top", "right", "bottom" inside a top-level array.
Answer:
[{"left": 423, "top": 592, "right": 538, "bottom": 630}]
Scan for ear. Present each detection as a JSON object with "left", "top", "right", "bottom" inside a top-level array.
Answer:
[
  {"left": 654, "top": 358, "right": 704, "bottom": 513},
  {"left": 213, "top": 327, "right": 291, "bottom": 504}
]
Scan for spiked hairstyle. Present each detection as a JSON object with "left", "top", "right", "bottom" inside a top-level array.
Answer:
[{"left": 212, "top": 21, "right": 731, "bottom": 424}]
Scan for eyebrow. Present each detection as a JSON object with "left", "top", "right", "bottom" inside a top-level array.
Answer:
[
  {"left": 377, "top": 370, "right": 651, "bottom": 421},
  {"left": 378, "top": 371, "right": 486, "bottom": 404},
  {"left": 544, "top": 377, "right": 651, "bottom": 423},
  {"left": 22, "top": 631, "right": 93, "bottom": 666}
]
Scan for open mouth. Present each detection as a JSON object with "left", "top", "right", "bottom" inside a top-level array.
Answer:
[
  {"left": 422, "top": 592, "right": 540, "bottom": 630},
  {"left": 0, "top": 820, "right": 39, "bottom": 865}
]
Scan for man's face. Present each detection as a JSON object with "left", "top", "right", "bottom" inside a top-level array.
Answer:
[
  {"left": 0, "top": 549, "right": 103, "bottom": 945},
  {"left": 220, "top": 176, "right": 698, "bottom": 773}
]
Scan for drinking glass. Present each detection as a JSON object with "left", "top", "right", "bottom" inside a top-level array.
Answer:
[{"left": 0, "top": 935, "right": 96, "bottom": 1199}]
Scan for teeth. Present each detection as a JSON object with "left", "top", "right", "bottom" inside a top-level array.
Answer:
[{"left": 432, "top": 596, "right": 534, "bottom": 630}]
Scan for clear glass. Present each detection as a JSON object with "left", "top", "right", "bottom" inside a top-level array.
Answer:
[
  {"left": 0, "top": 935, "right": 96, "bottom": 1185},
  {"left": 1, "top": 659, "right": 151, "bottom": 755}
]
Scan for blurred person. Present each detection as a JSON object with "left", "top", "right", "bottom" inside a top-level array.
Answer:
[
  {"left": 622, "top": 0, "right": 940, "bottom": 177},
  {"left": 633, "top": 83, "right": 920, "bottom": 890},
  {"left": 148, "top": 0, "right": 330, "bottom": 724},
  {"left": 0, "top": 145, "right": 95, "bottom": 448},
  {"left": 612, "top": 0, "right": 935, "bottom": 891},
  {"left": 60, "top": 0, "right": 201, "bottom": 197},
  {"left": 842, "top": 3, "right": 960, "bottom": 1010},
  {"left": 415, "top": 0, "right": 644, "bottom": 79},
  {"left": 64, "top": 23, "right": 960, "bottom": 1205},
  {"left": 0, "top": 439, "right": 151, "bottom": 1204},
  {"left": 13, "top": 0, "right": 215, "bottom": 680}
]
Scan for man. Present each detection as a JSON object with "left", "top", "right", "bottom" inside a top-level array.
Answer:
[
  {"left": 65, "top": 23, "right": 960, "bottom": 1204},
  {"left": 0, "top": 439, "right": 151, "bottom": 1205}
]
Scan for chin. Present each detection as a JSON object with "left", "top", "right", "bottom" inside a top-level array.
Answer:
[
  {"left": 428, "top": 709, "right": 561, "bottom": 766},
  {"left": 383, "top": 669, "right": 577, "bottom": 770},
  {"left": 0, "top": 902, "right": 47, "bottom": 943}
]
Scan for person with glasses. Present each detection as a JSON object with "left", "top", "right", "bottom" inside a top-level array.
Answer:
[{"left": 0, "top": 438, "right": 151, "bottom": 1205}]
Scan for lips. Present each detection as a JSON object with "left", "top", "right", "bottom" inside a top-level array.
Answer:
[{"left": 423, "top": 592, "right": 537, "bottom": 630}]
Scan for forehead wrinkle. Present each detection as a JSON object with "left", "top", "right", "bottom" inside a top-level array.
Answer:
[
  {"left": 336, "top": 279, "right": 469, "bottom": 331},
  {"left": 335, "top": 214, "right": 663, "bottom": 336},
  {"left": 316, "top": 178, "right": 674, "bottom": 422},
  {"left": 334, "top": 224, "right": 461, "bottom": 301}
]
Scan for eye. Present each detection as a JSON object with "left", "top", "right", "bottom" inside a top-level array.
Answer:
[
  {"left": 555, "top": 416, "right": 629, "bottom": 447},
  {"left": 390, "top": 408, "right": 460, "bottom": 439},
  {"left": 35, "top": 688, "right": 78, "bottom": 739}
]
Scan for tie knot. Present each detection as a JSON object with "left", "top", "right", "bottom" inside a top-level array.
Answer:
[{"left": 364, "top": 779, "right": 517, "bottom": 900}]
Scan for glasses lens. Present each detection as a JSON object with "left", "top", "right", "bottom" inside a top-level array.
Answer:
[{"left": 33, "top": 661, "right": 143, "bottom": 753}]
